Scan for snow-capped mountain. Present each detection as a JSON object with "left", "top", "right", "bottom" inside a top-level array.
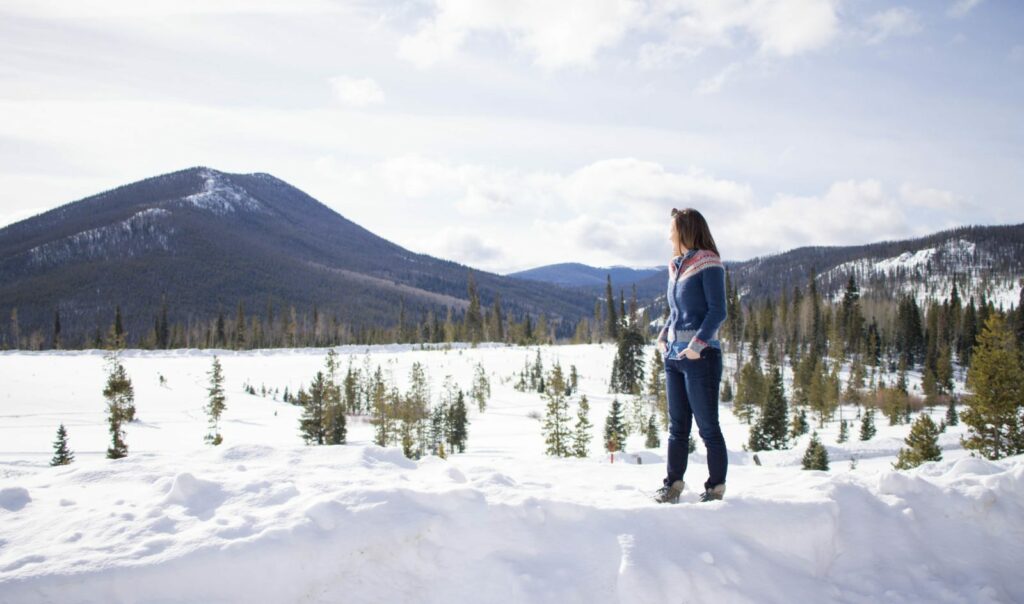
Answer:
[
  {"left": 619, "top": 223, "right": 1022, "bottom": 310},
  {"left": 0, "top": 167, "right": 595, "bottom": 346}
]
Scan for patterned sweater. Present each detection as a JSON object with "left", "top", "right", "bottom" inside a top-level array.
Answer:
[{"left": 657, "top": 248, "right": 728, "bottom": 359}]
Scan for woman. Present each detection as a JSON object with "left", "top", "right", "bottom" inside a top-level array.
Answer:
[{"left": 653, "top": 207, "right": 728, "bottom": 504}]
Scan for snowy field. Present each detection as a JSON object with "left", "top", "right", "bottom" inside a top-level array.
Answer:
[{"left": 1, "top": 343, "right": 1022, "bottom": 603}]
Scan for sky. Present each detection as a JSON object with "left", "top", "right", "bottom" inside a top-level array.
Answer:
[{"left": 0, "top": 0, "right": 1022, "bottom": 274}]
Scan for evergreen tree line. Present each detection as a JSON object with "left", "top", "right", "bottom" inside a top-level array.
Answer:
[
  {"left": 2, "top": 270, "right": 613, "bottom": 350},
  {"left": 728, "top": 270, "right": 1024, "bottom": 467}
]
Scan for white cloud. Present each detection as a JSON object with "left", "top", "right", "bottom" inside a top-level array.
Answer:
[
  {"left": 399, "top": 0, "right": 840, "bottom": 70},
  {"left": 696, "top": 62, "right": 742, "bottom": 95},
  {"left": 899, "top": 183, "right": 963, "bottom": 209},
  {"left": 0, "top": 0, "right": 341, "bottom": 19},
  {"left": 717, "top": 180, "right": 971, "bottom": 259},
  {"left": 865, "top": 7, "right": 922, "bottom": 45},
  {"left": 947, "top": 0, "right": 983, "bottom": 18},
  {"left": 433, "top": 227, "right": 504, "bottom": 264},
  {"left": 329, "top": 76, "right": 384, "bottom": 107},
  {"left": 740, "top": 0, "right": 840, "bottom": 57},
  {"left": 398, "top": 0, "right": 641, "bottom": 70}
]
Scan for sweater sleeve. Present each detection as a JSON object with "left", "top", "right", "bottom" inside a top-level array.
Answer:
[{"left": 687, "top": 265, "right": 727, "bottom": 354}]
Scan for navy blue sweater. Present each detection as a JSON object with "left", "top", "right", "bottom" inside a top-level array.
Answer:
[{"left": 657, "top": 248, "right": 728, "bottom": 359}]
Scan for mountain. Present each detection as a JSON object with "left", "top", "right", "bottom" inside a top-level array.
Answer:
[
  {"left": 516, "top": 223, "right": 1024, "bottom": 313},
  {"left": 631, "top": 223, "right": 1024, "bottom": 311},
  {"left": 0, "top": 167, "right": 596, "bottom": 347},
  {"left": 507, "top": 263, "right": 660, "bottom": 289}
]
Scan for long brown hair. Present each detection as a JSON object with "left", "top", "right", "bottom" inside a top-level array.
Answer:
[{"left": 671, "top": 207, "right": 720, "bottom": 257}]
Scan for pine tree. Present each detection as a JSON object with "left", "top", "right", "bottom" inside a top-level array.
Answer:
[
  {"left": 52, "top": 310, "right": 62, "bottom": 350},
  {"left": 103, "top": 358, "right": 131, "bottom": 460},
  {"left": 644, "top": 414, "right": 661, "bottom": 449},
  {"left": 50, "top": 424, "right": 74, "bottom": 466},
  {"left": 859, "top": 407, "right": 877, "bottom": 441},
  {"left": 605, "top": 274, "right": 618, "bottom": 341},
  {"left": 103, "top": 352, "right": 132, "bottom": 459},
  {"left": 610, "top": 321, "right": 646, "bottom": 394},
  {"left": 734, "top": 350, "right": 766, "bottom": 424},
  {"left": 110, "top": 305, "right": 127, "bottom": 349},
  {"left": 448, "top": 389, "right": 469, "bottom": 453},
  {"left": 961, "top": 314, "right": 1024, "bottom": 459},
  {"left": 750, "top": 365, "right": 788, "bottom": 450},
  {"left": 789, "top": 408, "right": 809, "bottom": 439},
  {"left": 398, "top": 362, "right": 431, "bottom": 458},
  {"left": 647, "top": 348, "right": 667, "bottom": 428},
  {"left": 572, "top": 395, "right": 593, "bottom": 458},
  {"left": 323, "top": 350, "right": 347, "bottom": 444},
  {"left": 720, "top": 379, "right": 734, "bottom": 403},
  {"left": 205, "top": 356, "right": 226, "bottom": 445},
  {"left": 299, "top": 372, "right": 328, "bottom": 445},
  {"left": 603, "top": 397, "right": 628, "bottom": 454},
  {"left": 369, "top": 366, "right": 391, "bottom": 447},
  {"left": 747, "top": 418, "right": 768, "bottom": 451},
  {"left": 894, "top": 414, "right": 942, "bottom": 470},
  {"left": 464, "top": 271, "right": 483, "bottom": 344},
  {"left": 688, "top": 434, "right": 697, "bottom": 453},
  {"left": 801, "top": 431, "right": 829, "bottom": 471},
  {"left": 429, "top": 402, "right": 448, "bottom": 456},
  {"left": 837, "top": 419, "right": 849, "bottom": 443},
  {"left": 470, "top": 362, "right": 491, "bottom": 412},
  {"left": 945, "top": 397, "right": 959, "bottom": 426},
  {"left": 542, "top": 363, "right": 572, "bottom": 456}
]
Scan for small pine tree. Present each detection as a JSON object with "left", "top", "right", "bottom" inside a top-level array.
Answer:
[
  {"left": 50, "top": 424, "right": 74, "bottom": 466},
  {"left": 688, "top": 434, "right": 697, "bottom": 453},
  {"left": 323, "top": 350, "right": 347, "bottom": 445},
  {"left": 644, "top": 414, "right": 660, "bottom": 449},
  {"left": 893, "top": 414, "right": 942, "bottom": 469},
  {"left": 470, "top": 362, "right": 491, "bottom": 412},
  {"left": 720, "top": 379, "right": 734, "bottom": 403},
  {"left": 299, "top": 372, "right": 328, "bottom": 445},
  {"left": 369, "top": 366, "right": 391, "bottom": 447},
  {"left": 802, "top": 431, "right": 829, "bottom": 471},
  {"left": 103, "top": 352, "right": 133, "bottom": 459},
  {"left": 789, "top": 408, "right": 809, "bottom": 439},
  {"left": 572, "top": 395, "right": 593, "bottom": 458},
  {"left": 542, "top": 363, "right": 572, "bottom": 456},
  {"left": 859, "top": 407, "right": 877, "bottom": 441},
  {"left": 205, "top": 356, "right": 226, "bottom": 445},
  {"left": 945, "top": 397, "right": 959, "bottom": 426},
  {"left": 603, "top": 397, "right": 628, "bottom": 454},
  {"left": 752, "top": 365, "right": 789, "bottom": 450},
  {"left": 448, "top": 389, "right": 469, "bottom": 453},
  {"left": 837, "top": 419, "right": 849, "bottom": 444}
]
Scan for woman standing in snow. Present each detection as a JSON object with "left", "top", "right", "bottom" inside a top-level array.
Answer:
[{"left": 653, "top": 208, "right": 728, "bottom": 504}]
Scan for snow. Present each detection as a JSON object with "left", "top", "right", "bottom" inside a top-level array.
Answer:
[
  {"left": 822, "top": 238, "right": 1022, "bottom": 309},
  {"left": 1, "top": 343, "right": 1022, "bottom": 603},
  {"left": 182, "top": 169, "right": 270, "bottom": 215},
  {"left": 25, "top": 208, "right": 174, "bottom": 268}
]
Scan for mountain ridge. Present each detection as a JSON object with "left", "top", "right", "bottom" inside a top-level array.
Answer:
[{"left": 0, "top": 167, "right": 596, "bottom": 348}]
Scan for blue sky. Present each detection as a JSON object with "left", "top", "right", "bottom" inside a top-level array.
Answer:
[{"left": 0, "top": 0, "right": 1021, "bottom": 272}]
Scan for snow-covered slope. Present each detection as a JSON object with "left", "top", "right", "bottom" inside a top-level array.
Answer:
[
  {"left": 821, "top": 238, "right": 1021, "bottom": 309},
  {"left": 0, "top": 344, "right": 1021, "bottom": 603}
]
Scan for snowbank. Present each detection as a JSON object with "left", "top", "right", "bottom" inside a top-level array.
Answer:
[{"left": 1, "top": 444, "right": 1022, "bottom": 603}]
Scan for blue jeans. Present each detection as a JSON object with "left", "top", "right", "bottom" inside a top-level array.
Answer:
[{"left": 663, "top": 346, "right": 726, "bottom": 490}]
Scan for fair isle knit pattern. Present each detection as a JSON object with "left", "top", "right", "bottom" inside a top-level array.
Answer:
[{"left": 669, "top": 249, "right": 724, "bottom": 282}]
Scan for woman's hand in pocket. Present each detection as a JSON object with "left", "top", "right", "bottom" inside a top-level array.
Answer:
[{"left": 678, "top": 347, "right": 700, "bottom": 360}]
